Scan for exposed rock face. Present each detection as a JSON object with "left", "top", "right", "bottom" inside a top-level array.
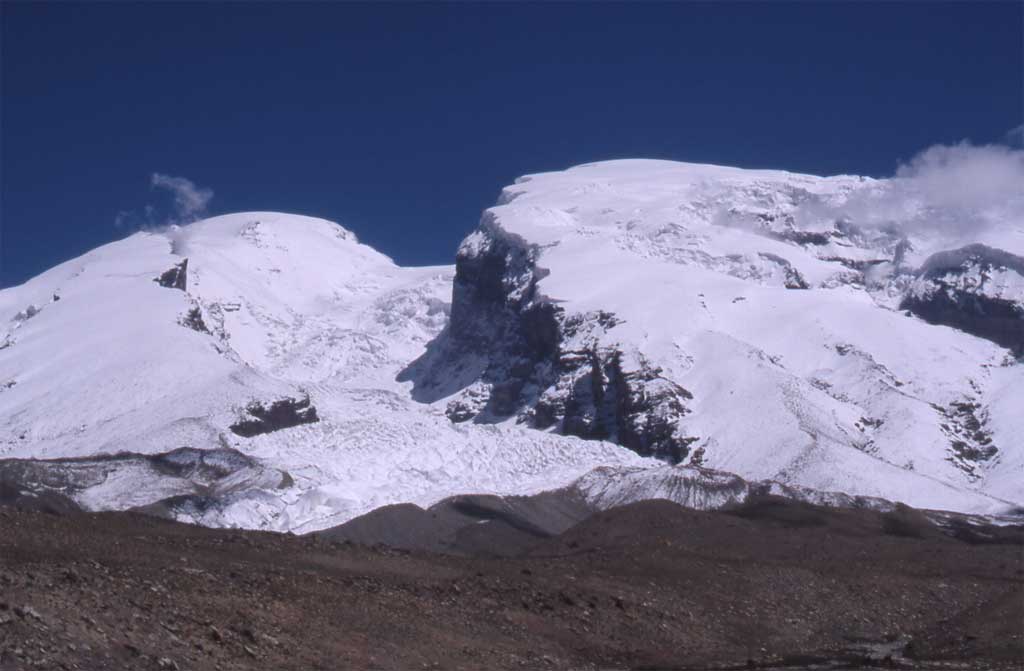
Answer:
[
  {"left": 180, "top": 306, "right": 210, "bottom": 334},
  {"left": 229, "top": 396, "right": 319, "bottom": 437},
  {"left": 933, "top": 400, "right": 998, "bottom": 479},
  {"left": 402, "top": 217, "right": 552, "bottom": 415},
  {"left": 901, "top": 244, "right": 1024, "bottom": 355},
  {"left": 533, "top": 341, "right": 697, "bottom": 462},
  {"left": 155, "top": 259, "right": 188, "bottom": 290},
  {"left": 403, "top": 219, "right": 698, "bottom": 463}
]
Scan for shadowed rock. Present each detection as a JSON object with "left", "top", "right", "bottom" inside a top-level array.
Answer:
[
  {"left": 400, "top": 220, "right": 698, "bottom": 463},
  {"left": 229, "top": 396, "right": 319, "bottom": 437},
  {"left": 180, "top": 306, "right": 210, "bottom": 333},
  {"left": 902, "top": 244, "right": 1024, "bottom": 354},
  {"left": 155, "top": 259, "right": 188, "bottom": 291}
]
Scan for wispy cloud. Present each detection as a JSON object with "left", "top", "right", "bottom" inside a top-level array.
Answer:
[
  {"left": 114, "top": 173, "right": 214, "bottom": 229},
  {"left": 150, "top": 173, "right": 213, "bottom": 221},
  {"left": 796, "top": 138, "right": 1024, "bottom": 238},
  {"left": 894, "top": 141, "right": 1024, "bottom": 214}
]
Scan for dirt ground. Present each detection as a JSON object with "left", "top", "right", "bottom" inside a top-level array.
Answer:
[{"left": 0, "top": 497, "right": 1021, "bottom": 670}]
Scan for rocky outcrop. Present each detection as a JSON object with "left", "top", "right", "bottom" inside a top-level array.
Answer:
[
  {"left": 932, "top": 400, "right": 998, "bottom": 479},
  {"left": 155, "top": 259, "right": 188, "bottom": 290},
  {"left": 901, "top": 244, "right": 1024, "bottom": 354},
  {"left": 401, "top": 217, "right": 553, "bottom": 415},
  {"left": 402, "top": 219, "right": 698, "bottom": 463},
  {"left": 532, "top": 340, "right": 697, "bottom": 462},
  {"left": 180, "top": 306, "right": 210, "bottom": 334},
  {"left": 229, "top": 396, "right": 319, "bottom": 437}
]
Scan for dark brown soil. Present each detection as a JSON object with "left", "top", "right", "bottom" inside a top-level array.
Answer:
[{"left": 0, "top": 497, "right": 1021, "bottom": 670}]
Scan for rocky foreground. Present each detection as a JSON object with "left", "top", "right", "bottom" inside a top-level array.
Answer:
[{"left": 0, "top": 497, "right": 1021, "bottom": 671}]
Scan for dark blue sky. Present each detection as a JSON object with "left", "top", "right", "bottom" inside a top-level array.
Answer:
[{"left": 2, "top": 2, "right": 1021, "bottom": 287}]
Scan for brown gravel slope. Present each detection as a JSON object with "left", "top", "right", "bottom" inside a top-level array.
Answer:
[{"left": 0, "top": 497, "right": 1021, "bottom": 671}]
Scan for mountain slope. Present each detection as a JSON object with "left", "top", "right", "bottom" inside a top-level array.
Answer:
[{"left": 3, "top": 500, "right": 1020, "bottom": 671}]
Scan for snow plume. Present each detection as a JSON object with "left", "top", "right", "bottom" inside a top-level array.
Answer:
[
  {"left": 114, "top": 173, "right": 214, "bottom": 231},
  {"left": 798, "top": 141, "right": 1024, "bottom": 238}
]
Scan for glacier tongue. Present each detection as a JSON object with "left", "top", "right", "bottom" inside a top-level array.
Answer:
[{"left": 1, "top": 159, "right": 1023, "bottom": 531}]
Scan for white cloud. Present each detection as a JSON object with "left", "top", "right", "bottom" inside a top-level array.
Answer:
[
  {"left": 797, "top": 140, "right": 1024, "bottom": 238},
  {"left": 894, "top": 142, "right": 1024, "bottom": 214}
]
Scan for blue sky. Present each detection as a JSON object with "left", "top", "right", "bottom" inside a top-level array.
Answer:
[{"left": 2, "top": 1, "right": 1021, "bottom": 287}]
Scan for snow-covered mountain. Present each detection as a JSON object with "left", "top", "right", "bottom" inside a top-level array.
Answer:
[
  {"left": 2, "top": 161, "right": 1022, "bottom": 531},
  {"left": 0, "top": 213, "right": 647, "bottom": 531},
  {"left": 404, "top": 160, "right": 1024, "bottom": 513}
]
